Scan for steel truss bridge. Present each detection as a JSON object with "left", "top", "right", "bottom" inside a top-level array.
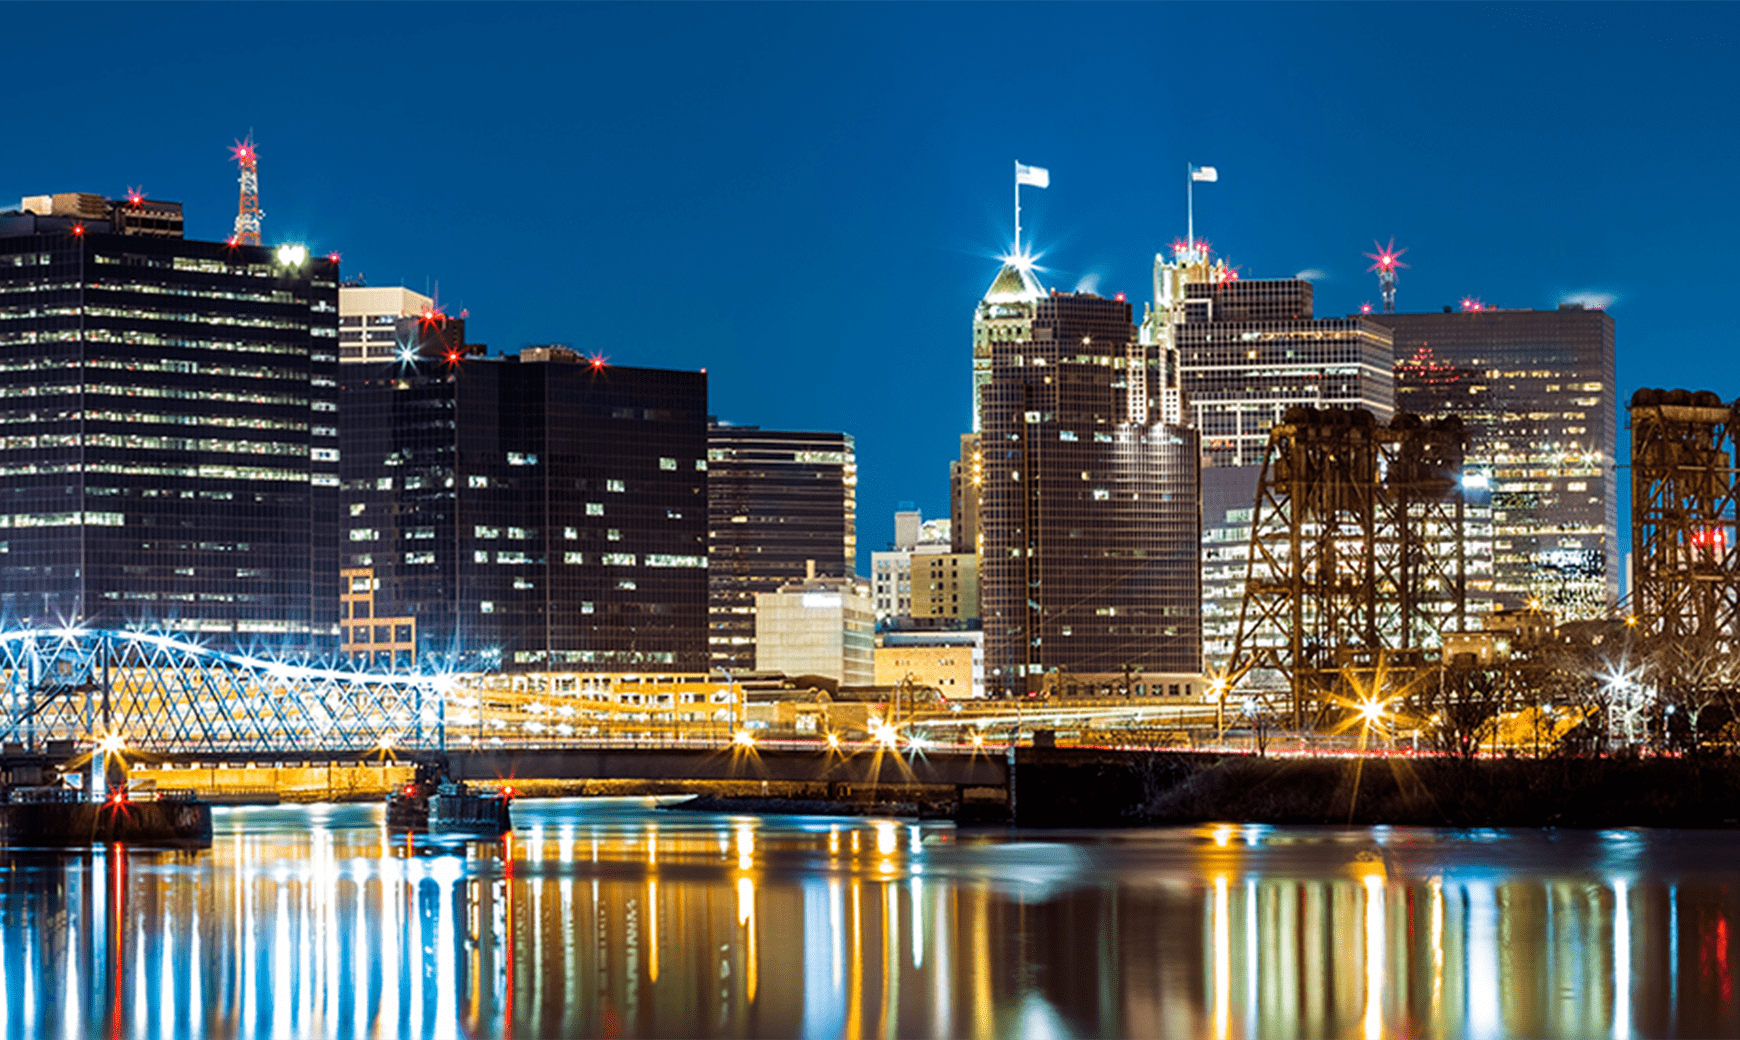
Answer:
[{"left": 0, "top": 628, "right": 444, "bottom": 755}]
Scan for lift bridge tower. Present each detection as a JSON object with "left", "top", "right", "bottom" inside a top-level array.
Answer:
[
  {"left": 1629, "top": 388, "right": 1740, "bottom": 649},
  {"left": 1229, "top": 407, "right": 1468, "bottom": 727}
]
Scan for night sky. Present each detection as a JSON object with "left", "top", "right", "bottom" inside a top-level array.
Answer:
[{"left": 9, "top": 3, "right": 1735, "bottom": 567}]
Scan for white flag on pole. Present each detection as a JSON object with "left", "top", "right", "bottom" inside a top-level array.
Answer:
[
  {"left": 1016, "top": 163, "right": 1050, "bottom": 188},
  {"left": 1190, "top": 165, "right": 1218, "bottom": 183}
]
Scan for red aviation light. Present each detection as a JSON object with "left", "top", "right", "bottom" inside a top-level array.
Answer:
[
  {"left": 229, "top": 139, "right": 257, "bottom": 166},
  {"left": 326, "top": 251, "right": 342, "bottom": 264},
  {"left": 444, "top": 350, "right": 462, "bottom": 365},
  {"left": 1364, "top": 237, "right": 1410, "bottom": 273},
  {"left": 418, "top": 302, "right": 447, "bottom": 328},
  {"left": 1459, "top": 297, "right": 1485, "bottom": 312},
  {"left": 588, "top": 352, "right": 609, "bottom": 371},
  {"left": 1360, "top": 302, "right": 1374, "bottom": 314},
  {"left": 125, "top": 186, "right": 145, "bottom": 208},
  {"left": 1692, "top": 527, "right": 1727, "bottom": 551},
  {"left": 70, "top": 223, "right": 85, "bottom": 237},
  {"left": 1114, "top": 292, "right": 1126, "bottom": 302}
]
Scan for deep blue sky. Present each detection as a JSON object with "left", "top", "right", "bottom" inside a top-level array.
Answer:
[{"left": 9, "top": 3, "right": 1736, "bottom": 568}]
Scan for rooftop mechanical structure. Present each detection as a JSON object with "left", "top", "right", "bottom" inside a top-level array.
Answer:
[
  {"left": 1628, "top": 388, "right": 1740, "bottom": 649},
  {"left": 1229, "top": 407, "right": 1468, "bottom": 725}
]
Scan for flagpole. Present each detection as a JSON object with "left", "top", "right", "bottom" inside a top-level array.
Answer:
[
  {"left": 1186, "top": 163, "right": 1194, "bottom": 262},
  {"left": 1014, "top": 159, "right": 1022, "bottom": 257}
]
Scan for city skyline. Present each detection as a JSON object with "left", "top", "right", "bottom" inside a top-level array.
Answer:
[{"left": 6, "top": 3, "right": 1735, "bottom": 567}]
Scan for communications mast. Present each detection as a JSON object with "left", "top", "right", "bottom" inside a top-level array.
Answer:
[
  {"left": 1364, "top": 237, "right": 1407, "bottom": 314},
  {"left": 229, "top": 136, "right": 262, "bottom": 246}
]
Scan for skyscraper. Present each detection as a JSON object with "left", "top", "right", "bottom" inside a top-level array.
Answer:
[
  {"left": 973, "top": 259, "right": 1201, "bottom": 694},
  {"left": 1377, "top": 304, "right": 1618, "bottom": 617},
  {"left": 1171, "top": 263, "right": 1396, "bottom": 668},
  {"left": 0, "top": 193, "right": 339, "bottom": 645},
  {"left": 705, "top": 425, "right": 856, "bottom": 674},
  {"left": 341, "top": 344, "right": 709, "bottom": 670}
]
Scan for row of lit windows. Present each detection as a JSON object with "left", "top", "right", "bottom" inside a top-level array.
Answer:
[
  {"left": 0, "top": 279, "right": 78, "bottom": 296},
  {"left": 83, "top": 357, "right": 310, "bottom": 381},
  {"left": 84, "top": 328, "right": 308, "bottom": 356},
  {"left": 0, "top": 511, "right": 124, "bottom": 528},
  {"left": 87, "top": 279, "right": 302, "bottom": 306},
  {"left": 80, "top": 306, "right": 309, "bottom": 331}
]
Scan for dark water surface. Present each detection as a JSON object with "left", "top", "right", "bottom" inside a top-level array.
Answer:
[{"left": 2, "top": 797, "right": 1738, "bottom": 1038}]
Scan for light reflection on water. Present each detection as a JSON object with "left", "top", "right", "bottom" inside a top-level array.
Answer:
[{"left": 1, "top": 798, "right": 1738, "bottom": 1038}]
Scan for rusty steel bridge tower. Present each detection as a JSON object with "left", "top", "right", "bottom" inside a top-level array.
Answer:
[
  {"left": 1628, "top": 388, "right": 1740, "bottom": 647},
  {"left": 1229, "top": 407, "right": 1469, "bottom": 726}
]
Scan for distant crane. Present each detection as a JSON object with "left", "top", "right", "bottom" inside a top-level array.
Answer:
[
  {"left": 228, "top": 135, "right": 262, "bottom": 246},
  {"left": 1364, "top": 237, "right": 1408, "bottom": 314}
]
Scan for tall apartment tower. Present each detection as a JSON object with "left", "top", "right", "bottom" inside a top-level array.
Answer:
[
  {"left": 341, "top": 344, "right": 709, "bottom": 670},
  {"left": 706, "top": 426, "right": 856, "bottom": 673},
  {"left": 1376, "top": 304, "right": 1618, "bottom": 617},
  {"left": 974, "top": 259, "right": 1201, "bottom": 695},
  {"left": 1172, "top": 265, "right": 1396, "bottom": 668},
  {"left": 0, "top": 194, "right": 340, "bottom": 644}
]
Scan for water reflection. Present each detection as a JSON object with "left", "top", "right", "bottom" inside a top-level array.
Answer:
[{"left": 2, "top": 802, "right": 1740, "bottom": 1038}]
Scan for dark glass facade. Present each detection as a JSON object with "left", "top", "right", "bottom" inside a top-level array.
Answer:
[
  {"left": 1378, "top": 305, "right": 1618, "bottom": 617},
  {"left": 340, "top": 348, "right": 709, "bottom": 671},
  {"left": 976, "top": 274, "right": 1201, "bottom": 693},
  {"left": 706, "top": 426, "right": 856, "bottom": 674},
  {"left": 0, "top": 206, "right": 339, "bottom": 645}
]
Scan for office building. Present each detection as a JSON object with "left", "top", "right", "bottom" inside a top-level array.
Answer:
[
  {"left": 876, "top": 629, "right": 984, "bottom": 699},
  {"left": 0, "top": 193, "right": 339, "bottom": 644},
  {"left": 1377, "top": 304, "right": 1618, "bottom": 617},
  {"left": 973, "top": 259, "right": 1202, "bottom": 694},
  {"left": 340, "top": 343, "right": 709, "bottom": 670},
  {"left": 706, "top": 425, "right": 856, "bottom": 673},
  {"left": 1169, "top": 260, "right": 1397, "bottom": 669},
  {"left": 1177, "top": 274, "right": 1395, "bottom": 468},
  {"left": 753, "top": 568, "right": 874, "bottom": 686}
]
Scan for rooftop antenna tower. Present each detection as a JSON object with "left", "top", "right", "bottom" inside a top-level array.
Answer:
[
  {"left": 1364, "top": 237, "right": 1408, "bottom": 314},
  {"left": 229, "top": 135, "right": 262, "bottom": 246}
]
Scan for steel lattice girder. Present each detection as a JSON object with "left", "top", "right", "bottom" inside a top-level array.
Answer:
[
  {"left": 1230, "top": 408, "right": 1467, "bottom": 720},
  {"left": 0, "top": 628, "right": 444, "bottom": 754},
  {"left": 1628, "top": 394, "right": 1740, "bottom": 648}
]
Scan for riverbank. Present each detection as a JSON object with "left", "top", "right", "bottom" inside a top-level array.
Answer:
[{"left": 1129, "top": 754, "right": 1740, "bottom": 828}]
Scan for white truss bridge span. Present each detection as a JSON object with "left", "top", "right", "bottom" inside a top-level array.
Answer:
[{"left": 0, "top": 628, "right": 445, "bottom": 755}]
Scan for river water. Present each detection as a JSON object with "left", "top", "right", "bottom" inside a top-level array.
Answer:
[{"left": 1, "top": 797, "right": 1736, "bottom": 1038}]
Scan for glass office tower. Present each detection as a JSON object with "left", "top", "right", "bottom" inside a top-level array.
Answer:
[
  {"left": 1378, "top": 304, "right": 1618, "bottom": 617},
  {"left": 341, "top": 345, "right": 709, "bottom": 671},
  {"left": 0, "top": 194, "right": 339, "bottom": 646},
  {"left": 705, "top": 425, "right": 856, "bottom": 674},
  {"left": 974, "top": 261, "right": 1201, "bottom": 694}
]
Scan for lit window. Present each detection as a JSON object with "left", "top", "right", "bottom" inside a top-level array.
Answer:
[
  {"left": 617, "top": 580, "right": 637, "bottom": 590},
  {"left": 565, "top": 552, "right": 585, "bottom": 564},
  {"left": 587, "top": 503, "right": 604, "bottom": 516},
  {"left": 480, "top": 601, "right": 494, "bottom": 614},
  {"left": 1092, "top": 489, "right": 1109, "bottom": 501},
  {"left": 581, "top": 602, "right": 594, "bottom": 614},
  {"left": 607, "top": 479, "right": 625, "bottom": 492},
  {"left": 349, "top": 528, "right": 378, "bottom": 541},
  {"left": 348, "top": 503, "right": 365, "bottom": 516},
  {"left": 564, "top": 527, "right": 578, "bottom": 539},
  {"left": 469, "top": 475, "right": 489, "bottom": 488},
  {"left": 660, "top": 457, "right": 677, "bottom": 470}
]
